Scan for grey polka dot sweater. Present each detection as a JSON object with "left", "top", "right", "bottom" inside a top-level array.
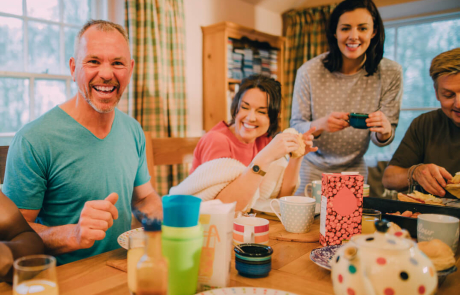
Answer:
[{"left": 290, "top": 52, "right": 403, "bottom": 189}]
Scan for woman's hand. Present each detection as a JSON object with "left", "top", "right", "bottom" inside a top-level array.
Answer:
[
  {"left": 301, "top": 127, "right": 318, "bottom": 156},
  {"left": 253, "top": 133, "right": 300, "bottom": 168},
  {"left": 315, "top": 112, "right": 350, "bottom": 133},
  {"left": 366, "top": 111, "right": 392, "bottom": 141}
]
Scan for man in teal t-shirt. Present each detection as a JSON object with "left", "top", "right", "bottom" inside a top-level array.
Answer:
[{"left": 3, "top": 20, "right": 162, "bottom": 265}]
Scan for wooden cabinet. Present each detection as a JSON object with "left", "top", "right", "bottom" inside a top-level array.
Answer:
[{"left": 201, "top": 21, "right": 285, "bottom": 131}]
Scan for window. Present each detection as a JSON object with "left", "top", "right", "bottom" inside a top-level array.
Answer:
[
  {"left": 364, "top": 12, "right": 460, "bottom": 164},
  {"left": 0, "top": 0, "right": 94, "bottom": 145}
]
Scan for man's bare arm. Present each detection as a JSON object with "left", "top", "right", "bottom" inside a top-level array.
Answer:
[
  {"left": 382, "top": 165, "right": 410, "bottom": 192},
  {"left": 20, "top": 193, "right": 119, "bottom": 255},
  {"left": 20, "top": 209, "right": 81, "bottom": 255},
  {"left": 383, "top": 164, "right": 452, "bottom": 196},
  {"left": 132, "top": 182, "right": 163, "bottom": 221}
]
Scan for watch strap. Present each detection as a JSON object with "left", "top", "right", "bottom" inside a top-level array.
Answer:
[{"left": 250, "top": 163, "right": 266, "bottom": 176}]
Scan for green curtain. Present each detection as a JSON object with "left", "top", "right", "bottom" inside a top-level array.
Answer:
[
  {"left": 282, "top": 4, "right": 336, "bottom": 128},
  {"left": 122, "top": 0, "right": 188, "bottom": 196}
]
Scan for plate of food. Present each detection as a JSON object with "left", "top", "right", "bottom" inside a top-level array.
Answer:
[
  {"left": 418, "top": 239, "right": 458, "bottom": 285},
  {"left": 195, "top": 287, "right": 298, "bottom": 295},
  {"left": 117, "top": 227, "right": 144, "bottom": 250},
  {"left": 397, "top": 191, "right": 445, "bottom": 206},
  {"left": 309, "top": 245, "right": 342, "bottom": 270}
]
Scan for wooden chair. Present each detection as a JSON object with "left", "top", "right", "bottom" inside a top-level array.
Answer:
[
  {"left": 131, "top": 133, "right": 200, "bottom": 229},
  {"left": 0, "top": 146, "right": 8, "bottom": 185},
  {"left": 144, "top": 132, "right": 201, "bottom": 189}
]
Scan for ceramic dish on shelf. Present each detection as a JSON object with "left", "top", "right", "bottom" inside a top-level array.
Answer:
[
  {"left": 309, "top": 245, "right": 342, "bottom": 270},
  {"left": 117, "top": 227, "right": 144, "bottom": 250},
  {"left": 195, "top": 287, "right": 297, "bottom": 295}
]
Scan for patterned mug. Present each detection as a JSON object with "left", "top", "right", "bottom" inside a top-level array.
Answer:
[{"left": 270, "top": 196, "right": 316, "bottom": 233}]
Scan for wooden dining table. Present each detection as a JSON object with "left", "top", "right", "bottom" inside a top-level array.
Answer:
[{"left": 1, "top": 216, "right": 459, "bottom": 295}]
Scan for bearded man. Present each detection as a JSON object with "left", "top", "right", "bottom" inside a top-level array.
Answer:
[{"left": 3, "top": 20, "right": 162, "bottom": 264}]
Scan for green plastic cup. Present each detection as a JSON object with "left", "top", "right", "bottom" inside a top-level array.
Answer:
[{"left": 162, "top": 224, "right": 203, "bottom": 295}]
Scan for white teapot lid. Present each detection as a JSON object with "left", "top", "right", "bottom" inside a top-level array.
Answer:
[{"left": 351, "top": 220, "right": 413, "bottom": 251}]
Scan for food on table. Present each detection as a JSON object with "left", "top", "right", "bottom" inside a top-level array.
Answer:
[
  {"left": 386, "top": 222, "right": 411, "bottom": 238},
  {"left": 387, "top": 210, "right": 421, "bottom": 218},
  {"left": 418, "top": 239, "right": 456, "bottom": 271},
  {"left": 446, "top": 172, "right": 460, "bottom": 198},
  {"left": 283, "top": 128, "right": 305, "bottom": 158},
  {"left": 397, "top": 191, "right": 444, "bottom": 206},
  {"left": 388, "top": 221, "right": 401, "bottom": 232},
  {"left": 448, "top": 172, "right": 460, "bottom": 184}
]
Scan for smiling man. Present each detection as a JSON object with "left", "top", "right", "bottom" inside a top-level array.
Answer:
[
  {"left": 3, "top": 20, "right": 162, "bottom": 265},
  {"left": 383, "top": 48, "right": 460, "bottom": 197}
]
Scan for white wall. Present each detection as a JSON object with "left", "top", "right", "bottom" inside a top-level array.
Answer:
[{"left": 184, "top": 0, "right": 282, "bottom": 136}]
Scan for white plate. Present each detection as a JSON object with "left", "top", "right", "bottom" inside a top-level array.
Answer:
[
  {"left": 196, "top": 287, "right": 298, "bottom": 295},
  {"left": 309, "top": 245, "right": 342, "bottom": 271},
  {"left": 117, "top": 227, "right": 144, "bottom": 249}
]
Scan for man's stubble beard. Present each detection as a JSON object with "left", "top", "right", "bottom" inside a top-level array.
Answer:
[{"left": 79, "top": 87, "right": 121, "bottom": 114}]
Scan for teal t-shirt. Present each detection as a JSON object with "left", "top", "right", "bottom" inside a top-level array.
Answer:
[{"left": 3, "top": 106, "right": 150, "bottom": 264}]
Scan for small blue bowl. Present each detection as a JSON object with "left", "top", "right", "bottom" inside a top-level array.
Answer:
[
  {"left": 234, "top": 243, "right": 273, "bottom": 278},
  {"left": 349, "top": 113, "right": 369, "bottom": 129}
]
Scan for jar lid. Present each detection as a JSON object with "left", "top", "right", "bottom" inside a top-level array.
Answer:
[{"left": 234, "top": 243, "right": 273, "bottom": 257}]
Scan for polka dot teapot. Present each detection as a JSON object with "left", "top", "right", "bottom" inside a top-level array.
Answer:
[{"left": 331, "top": 220, "right": 437, "bottom": 295}]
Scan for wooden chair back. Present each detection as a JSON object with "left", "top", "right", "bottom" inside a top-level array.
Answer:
[
  {"left": 0, "top": 146, "right": 8, "bottom": 184},
  {"left": 144, "top": 132, "right": 200, "bottom": 188}
]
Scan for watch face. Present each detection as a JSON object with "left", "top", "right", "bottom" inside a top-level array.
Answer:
[{"left": 253, "top": 165, "right": 260, "bottom": 172}]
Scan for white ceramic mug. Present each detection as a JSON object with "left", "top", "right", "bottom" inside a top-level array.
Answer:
[
  {"left": 233, "top": 217, "right": 269, "bottom": 245},
  {"left": 417, "top": 214, "right": 459, "bottom": 252},
  {"left": 305, "top": 180, "right": 322, "bottom": 204},
  {"left": 270, "top": 196, "right": 316, "bottom": 233}
]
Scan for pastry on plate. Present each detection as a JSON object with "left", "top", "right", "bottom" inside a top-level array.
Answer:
[
  {"left": 283, "top": 128, "right": 305, "bottom": 158},
  {"left": 446, "top": 172, "right": 460, "bottom": 198},
  {"left": 418, "top": 239, "right": 456, "bottom": 271},
  {"left": 397, "top": 191, "right": 444, "bottom": 206}
]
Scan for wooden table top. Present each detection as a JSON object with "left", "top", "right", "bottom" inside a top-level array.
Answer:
[{"left": 1, "top": 218, "right": 459, "bottom": 295}]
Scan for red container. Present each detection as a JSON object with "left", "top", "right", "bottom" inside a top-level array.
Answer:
[{"left": 319, "top": 173, "right": 364, "bottom": 246}]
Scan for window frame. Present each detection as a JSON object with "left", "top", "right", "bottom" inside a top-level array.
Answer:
[
  {"left": 384, "top": 11, "right": 460, "bottom": 113},
  {"left": 364, "top": 11, "right": 460, "bottom": 163},
  {"left": 0, "top": 0, "right": 104, "bottom": 143}
]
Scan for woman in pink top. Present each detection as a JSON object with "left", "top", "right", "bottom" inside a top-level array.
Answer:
[{"left": 191, "top": 75, "right": 317, "bottom": 211}]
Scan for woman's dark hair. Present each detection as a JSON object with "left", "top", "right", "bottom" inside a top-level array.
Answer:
[
  {"left": 229, "top": 75, "right": 282, "bottom": 137},
  {"left": 323, "top": 0, "right": 385, "bottom": 76}
]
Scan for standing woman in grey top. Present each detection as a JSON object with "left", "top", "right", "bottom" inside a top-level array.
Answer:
[{"left": 291, "top": 0, "right": 403, "bottom": 195}]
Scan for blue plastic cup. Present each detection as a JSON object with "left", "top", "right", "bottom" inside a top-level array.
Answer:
[{"left": 162, "top": 195, "right": 202, "bottom": 227}]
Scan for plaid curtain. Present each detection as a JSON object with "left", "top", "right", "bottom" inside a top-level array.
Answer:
[
  {"left": 122, "top": 0, "right": 188, "bottom": 196},
  {"left": 282, "top": 4, "right": 336, "bottom": 128}
]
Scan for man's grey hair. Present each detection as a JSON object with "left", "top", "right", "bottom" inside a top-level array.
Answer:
[{"left": 73, "top": 19, "right": 130, "bottom": 60}]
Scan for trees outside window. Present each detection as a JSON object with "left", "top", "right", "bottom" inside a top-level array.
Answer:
[
  {"left": 365, "top": 13, "right": 460, "bottom": 164},
  {"left": 0, "top": 0, "right": 92, "bottom": 145}
]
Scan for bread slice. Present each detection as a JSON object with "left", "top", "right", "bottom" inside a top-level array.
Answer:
[
  {"left": 397, "top": 191, "right": 444, "bottom": 206},
  {"left": 418, "top": 239, "right": 456, "bottom": 271},
  {"left": 283, "top": 128, "right": 305, "bottom": 158},
  {"left": 448, "top": 172, "right": 460, "bottom": 184}
]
